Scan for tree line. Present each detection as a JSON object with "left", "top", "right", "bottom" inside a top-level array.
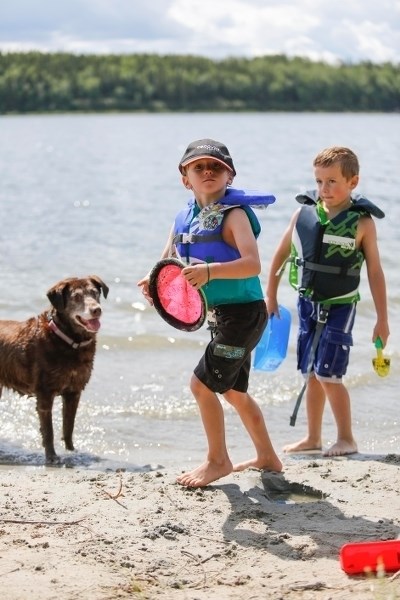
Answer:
[{"left": 0, "top": 52, "right": 399, "bottom": 114}]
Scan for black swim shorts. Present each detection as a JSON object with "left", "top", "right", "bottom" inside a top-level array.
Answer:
[{"left": 194, "top": 300, "right": 267, "bottom": 394}]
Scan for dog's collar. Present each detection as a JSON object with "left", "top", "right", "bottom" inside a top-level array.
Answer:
[{"left": 48, "top": 318, "right": 93, "bottom": 350}]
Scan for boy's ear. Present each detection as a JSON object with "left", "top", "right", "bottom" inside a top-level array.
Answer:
[
  {"left": 349, "top": 175, "right": 359, "bottom": 190},
  {"left": 182, "top": 175, "right": 192, "bottom": 189}
]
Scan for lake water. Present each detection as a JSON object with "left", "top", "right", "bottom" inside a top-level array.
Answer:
[{"left": 0, "top": 112, "right": 399, "bottom": 471}]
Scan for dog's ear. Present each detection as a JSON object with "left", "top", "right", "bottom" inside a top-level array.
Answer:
[
  {"left": 47, "top": 281, "right": 69, "bottom": 311},
  {"left": 88, "top": 275, "right": 109, "bottom": 299}
]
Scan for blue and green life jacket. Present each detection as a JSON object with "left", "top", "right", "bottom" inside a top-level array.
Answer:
[
  {"left": 173, "top": 188, "right": 275, "bottom": 308},
  {"left": 287, "top": 190, "right": 385, "bottom": 304}
]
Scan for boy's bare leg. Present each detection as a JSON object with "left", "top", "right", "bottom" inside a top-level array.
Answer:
[
  {"left": 323, "top": 381, "right": 358, "bottom": 456},
  {"left": 223, "top": 390, "right": 283, "bottom": 473},
  {"left": 283, "top": 376, "right": 325, "bottom": 453},
  {"left": 176, "top": 375, "right": 233, "bottom": 488}
]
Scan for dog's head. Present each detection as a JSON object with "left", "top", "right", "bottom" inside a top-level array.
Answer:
[{"left": 47, "top": 276, "right": 109, "bottom": 333}]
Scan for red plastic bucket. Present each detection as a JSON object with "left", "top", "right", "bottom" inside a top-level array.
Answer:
[{"left": 340, "top": 539, "right": 400, "bottom": 574}]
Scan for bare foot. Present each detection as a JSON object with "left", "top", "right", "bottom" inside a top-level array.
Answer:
[
  {"left": 283, "top": 437, "right": 322, "bottom": 454},
  {"left": 233, "top": 455, "right": 283, "bottom": 473},
  {"left": 176, "top": 459, "right": 233, "bottom": 488},
  {"left": 323, "top": 440, "right": 358, "bottom": 457}
]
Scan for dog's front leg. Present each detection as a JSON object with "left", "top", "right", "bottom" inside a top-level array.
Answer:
[
  {"left": 36, "top": 394, "right": 57, "bottom": 462},
  {"left": 62, "top": 391, "right": 81, "bottom": 452}
]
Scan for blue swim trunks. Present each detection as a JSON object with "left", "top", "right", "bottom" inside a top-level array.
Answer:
[{"left": 297, "top": 297, "right": 357, "bottom": 382}]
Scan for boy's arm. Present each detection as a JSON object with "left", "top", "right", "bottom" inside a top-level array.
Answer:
[
  {"left": 182, "top": 207, "right": 262, "bottom": 288},
  {"left": 137, "top": 225, "right": 175, "bottom": 304},
  {"left": 359, "top": 216, "right": 390, "bottom": 346},
  {"left": 265, "top": 211, "right": 298, "bottom": 316},
  {"left": 159, "top": 225, "right": 175, "bottom": 260}
]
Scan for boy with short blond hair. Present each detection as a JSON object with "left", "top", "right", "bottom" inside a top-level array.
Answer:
[{"left": 266, "top": 146, "right": 389, "bottom": 456}]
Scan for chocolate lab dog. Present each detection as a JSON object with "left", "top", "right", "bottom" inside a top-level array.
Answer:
[{"left": 0, "top": 275, "right": 109, "bottom": 463}]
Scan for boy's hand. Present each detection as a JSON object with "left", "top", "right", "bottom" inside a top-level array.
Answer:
[
  {"left": 373, "top": 321, "right": 390, "bottom": 348},
  {"left": 182, "top": 264, "right": 209, "bottom": 289},
  {"left": 266, "top": 297, "right": 279, "bottom": 317},
  {"left": 137, "top": 276, "right": 153, "bottom": 305}
]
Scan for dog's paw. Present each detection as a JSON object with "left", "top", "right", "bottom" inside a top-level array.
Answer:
[{"left": 45, "top": 453, "right": 62, "bottom": 465}]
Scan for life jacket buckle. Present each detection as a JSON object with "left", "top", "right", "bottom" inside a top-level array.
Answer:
[
  {"left": 317, "top": 305, "right": 330, "bottom": 324},
  {"left": 338, "top": 264, "right": 350, "bottom": 277},
  {"left": 180, "top": 233, "right": 194, "bottom": 244},
  {"left": 293, "top": 257, "right": 305, "bottom": 268}
]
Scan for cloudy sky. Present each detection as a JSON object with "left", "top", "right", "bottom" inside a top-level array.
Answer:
[{"left": 0, "top": 0, "right": 399, "bottom": 64}]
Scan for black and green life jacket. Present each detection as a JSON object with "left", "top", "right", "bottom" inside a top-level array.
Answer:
[{"left": 288, "top": 190, "right": 385, "bottom": 304}]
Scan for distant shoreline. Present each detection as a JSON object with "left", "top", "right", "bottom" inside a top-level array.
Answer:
[{"left": 1, "top": 53, "right": 399, "bottom": 115}]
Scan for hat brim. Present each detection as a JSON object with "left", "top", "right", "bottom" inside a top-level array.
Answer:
[{"left": 179, "top": 155, "right": 234, "bottom": 173}]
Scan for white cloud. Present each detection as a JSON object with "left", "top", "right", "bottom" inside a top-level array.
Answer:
[
  {"left": 344, "top": 20, "right": 400, "bottom": 63},
  {"left": 169, "top": 1, "right": 320, "bottom": 58},
  {"left": 0, "top": 0, "right": 398, "bottom": 63}
]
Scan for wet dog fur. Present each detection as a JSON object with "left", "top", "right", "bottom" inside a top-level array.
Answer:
[{"left": 0, "top": 275, "right": 109, "bottom": 463}]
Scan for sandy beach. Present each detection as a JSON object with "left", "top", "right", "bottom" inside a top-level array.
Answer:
[{"left": 1, "top": 453, "right": 399, "bottom": 600}]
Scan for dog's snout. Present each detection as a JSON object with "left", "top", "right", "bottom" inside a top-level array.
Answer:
[{"left": 91, "top": 306, "right": 102, "bottom": 318}]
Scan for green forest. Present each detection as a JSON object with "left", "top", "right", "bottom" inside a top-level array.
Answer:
[{"left": 0, "top": 52, "right": 399, "bottom": 114}]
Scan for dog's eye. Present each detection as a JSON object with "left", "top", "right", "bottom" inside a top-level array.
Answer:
[{"left": 71, "top": 292, "right": 83, "bottom": 302}]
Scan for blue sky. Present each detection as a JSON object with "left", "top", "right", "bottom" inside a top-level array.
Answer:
[{"left": 0, "top": 0, "right": 399, "bottom": 64}]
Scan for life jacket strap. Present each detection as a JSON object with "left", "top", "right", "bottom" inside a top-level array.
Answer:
[
  {"left": 291, "top": 257, "right": 360, "bottom": 277},
  {"left": 289, "top": 303, "right": 331, "bottom": 427},
  {"left": 173, "top": 233, "right": 223, "bottom": 245}
]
